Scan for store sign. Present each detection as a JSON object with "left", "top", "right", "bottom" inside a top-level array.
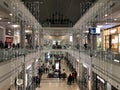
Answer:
[{"left": 16, "top": 79, "right": 23, "bottom": 86}]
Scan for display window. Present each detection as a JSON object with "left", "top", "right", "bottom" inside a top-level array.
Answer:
[
  {"left": 118, "top": 34, "right": 120, "bottom": 53},
  {"left": 111, "top": 34, "right": 118, "bottom": 52},
  {"left": 103, "top": 26, "right": 120, "bottom": 53},
  {"left": 97, "top": 76, "right": 106, "bottom": 90}
]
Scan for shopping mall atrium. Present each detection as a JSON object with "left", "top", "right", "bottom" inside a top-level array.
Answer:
[{"left": 0, "top": 0, "right": 120, "bottom": 90}]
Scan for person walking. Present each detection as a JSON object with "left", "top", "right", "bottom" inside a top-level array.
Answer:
[
  {"left": 67, "top": 74, "right": 72, "bottom": 85},
  {"left": 74, "top": 71, "right": 77, "bottom": 82},
  {"left": 72, "top": 72, "right": 75, "bottom": 83}
]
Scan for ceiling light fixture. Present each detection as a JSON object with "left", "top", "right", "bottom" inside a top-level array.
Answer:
[
  {"left": 8, "top": 22, "right": 11, "bottom": 24},
  {"left": 85, "top": 30, "right": 89, "bottom": 33},
  {"left": 25, "top": 30, "right": 32, "bottom": 33},
  {"left": 105, "top": 14, "right": 108, "bottom": 17},
  {"left": 114, "top": 59, "right": 120, "bottom": 63},
  {"left": 0, "top": 18, "right": 2, "bottom": 20},
  {"left": 105, "top": 22, "right": 108, "bottom": 24},
  {"left": 114, "top": 19, "right": 117, "bottom": 21},
  {"left": 12, "top": 24, "right": 19, "bottom": 28},
  {"left": 9, "top": 13, "right": 13, "bottom": 16}
]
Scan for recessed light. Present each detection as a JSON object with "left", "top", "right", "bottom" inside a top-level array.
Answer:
[
  {"left": 12, "top": 24, "right": 19, "bottom": 28},
  {"left": 114, "top": 19, "right": 117, "bottom": 21},
  {"left": 85, "top": 30, "right": 89, "bottom": 33},
  {"left": 105, "top": 22, "right": 108, "bottom": 24},
  {"left": 105, "top": 14, "right": 108, "bottom": 17},
  {"left": 0, "top": 18, "right": 2, "bottom": 20},
  {"left": 114, "top": 59, "right": 120, "bottom": 63},
  {"left": 8, "top": 22, "right": 11, "bottom": 24},
  {"left": 9, "top": 13, "right": 13, "bottom": 16},
  {"left": 8, "top": 30, "right": 11, "bottom": 32}
]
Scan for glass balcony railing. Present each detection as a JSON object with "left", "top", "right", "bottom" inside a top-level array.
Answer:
[
  {"left": 40, "top": 45, "right": 120, "bottom": 64},
  {"left": 0, "top": 45, "right": 119, "bottom": 64},
  {"left": 73, "top": 46, "right": 120, "bottom": 64},
  {"left": 0, "top": 48, "right": 38, "bottom": 62}
]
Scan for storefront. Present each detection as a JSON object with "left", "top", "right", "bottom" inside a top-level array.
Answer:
[
  {"left": 92, "top": 72, "right": 118, "bottom": 90},
  {"left": 79, "top": 63, "right": 90, "bottom": 90},
  {"left": 103, "top": 25, "right": 120, "bottom": 53},
  {"left": 92, "top": 72, "right": 106, "bottom": 90}
]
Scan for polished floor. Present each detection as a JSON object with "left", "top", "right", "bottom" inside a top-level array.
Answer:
[{"left": 36, "top": 59, "right": 80, "bottom": 90}]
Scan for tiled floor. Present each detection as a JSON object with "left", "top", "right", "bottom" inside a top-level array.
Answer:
[{"left": 36, "top": 59, "right": 80, "bottom": 90}]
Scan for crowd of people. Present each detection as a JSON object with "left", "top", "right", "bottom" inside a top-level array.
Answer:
[{"left": 0, "top": 41, "right": 20, "bottom": 49}]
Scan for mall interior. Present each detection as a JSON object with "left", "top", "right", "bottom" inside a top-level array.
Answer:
[{"left": 0, "top": 0, "right": 120, "bottom": 90}]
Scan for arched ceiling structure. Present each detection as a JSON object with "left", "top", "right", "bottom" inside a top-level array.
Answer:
[{"left": 21, "top": 0, "right": 97, "bottom": 27}]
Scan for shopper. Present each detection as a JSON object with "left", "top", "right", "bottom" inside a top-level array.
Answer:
[
  {"left": 62, "top": 72, "right": 67, "bottom": 80},
  {"left": 84, "top": 43, "right": 87, "bottom": 49},
  {"left": 36, "top": 76, "right": 40, "bottom": 87},
  {"left": 67, "top": 74, "right": 72, "bottom": 85},
  {"left": 72, "top": 72, "right": 75, "bottom": 83},
  {"left": 74, "top": 71, "right": 77, "bottom": 82}
]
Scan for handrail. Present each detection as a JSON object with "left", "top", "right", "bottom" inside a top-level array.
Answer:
[
  {"left": 43, "top": 48, "right": 120, "bottom": 66},
  {"left": 93, "top": 65, "right": 120, "bottom": 84},
  {"left": 0, "top": 47, "right": 120, "bottom": 64},
  {"left": 0, "top": 48, "right": 38, "bottom": 62}
]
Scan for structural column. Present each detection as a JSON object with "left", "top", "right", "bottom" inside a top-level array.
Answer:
[
  {"left": 32, "top": 27, "right": 36, "bottom": 49},
  {"left": 23, "top": 54, "right": 26, "bottom": 90},
  {"left": 20, "top": 21, "right": 26, "bottom": 48},
  {"left": 73, "top": 33, "right": 77, "bottom": 49},
  {"left": 39, "top": 29, "right": 43, "bottom": 47},
  {"left": 90, "top": 35, "right": 97, "bottom": 50},
  {"left": 90, "top": 23, "right": 97, "bottom": 51},
  {"left": 79, "top": 31, "right": 84, "bottom": 50}
]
